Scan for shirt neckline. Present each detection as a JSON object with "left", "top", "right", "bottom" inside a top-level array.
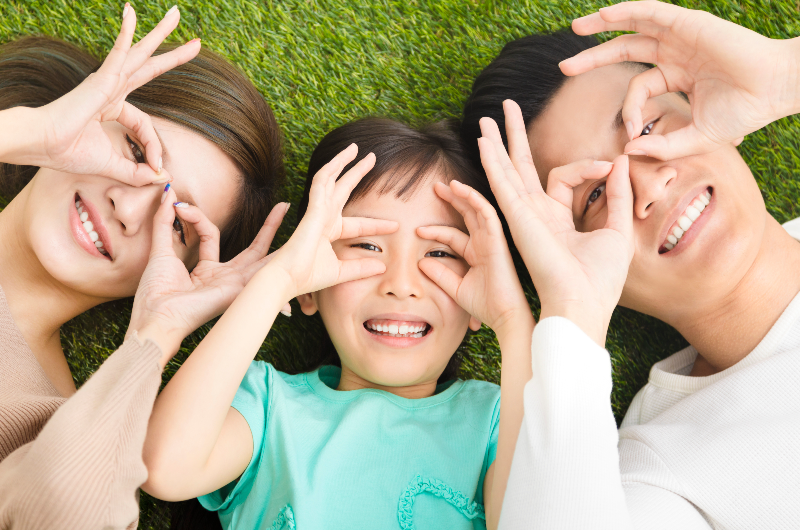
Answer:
[{"left": 307, "top": 365, "right": 464, "bottom": 408}]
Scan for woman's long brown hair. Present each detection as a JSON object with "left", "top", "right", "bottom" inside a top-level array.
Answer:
[{"left": 0, "top": 36, "right": 285, "bottom": 261}]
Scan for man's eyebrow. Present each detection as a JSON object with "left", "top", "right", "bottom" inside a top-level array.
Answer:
[{"left": 612, "top": 107, "right": 625, "bottom": 131}]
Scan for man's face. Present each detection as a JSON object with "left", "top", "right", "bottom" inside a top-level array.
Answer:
[{"left": 527, "top": 64, "right": 768, "bottom": 322}]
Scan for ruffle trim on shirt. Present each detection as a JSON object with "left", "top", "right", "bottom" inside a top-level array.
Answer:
[
  {"left": 397, "top": 474, "right": 485, "bottom": 529},
  {"left": 269, "top": 504, "right": 296, "bottom": 530}
]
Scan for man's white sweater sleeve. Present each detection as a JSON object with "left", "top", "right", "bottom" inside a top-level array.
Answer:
[{"left": 497, "top": 317, "right": 710, "bottom": 530}]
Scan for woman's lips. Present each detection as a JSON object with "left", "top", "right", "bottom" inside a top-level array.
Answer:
[
  {"left": 70, "top": 194, "right": 112, "bottom": 260},
  {"left": 659, "top": 187, "right": 713, "bottom": 255}
]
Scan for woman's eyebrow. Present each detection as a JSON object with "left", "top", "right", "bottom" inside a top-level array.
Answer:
[
  {"left": 612, "top": 106, "right": 625, "bottom": 132},
  {"left": 153, "top": 127, "right": 170, "bottom": 167}
]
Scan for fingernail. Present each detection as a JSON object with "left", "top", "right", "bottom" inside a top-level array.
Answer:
[
  {"left": 122, "top": 3, "right": 129, "bottom": 18},
  {"left": 160, "top": 183, "right": 171, "bottom": 204},
  {"left": 152, "top": 177, "right": 170, "bottom": 185},
  {"left": 625, "top": 121, "right": 634, "bottom": 140},
  {"left": 157, "top": 157, "right": 162, "bottom": 175},
  {"left": 186, "top": 38, "right": 201, "bottom": 45},
  {"left": 173, "top": 202, "right": 189, "bottom": 208},
  {"left": 593, "top": 160, "right": 613, "bottom": 166},
  {"left": 625, "top": 149, "right": 647, "bottom": 156},
  {"left": 165, "top": 5, "right": 178, "bottom": 18},
  {"left": 280, "top": 310, "right": 292, "bottom": 318}
]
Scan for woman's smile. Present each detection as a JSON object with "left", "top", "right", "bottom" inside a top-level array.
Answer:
[{"left": 70, "top": 193, "right": 113, "bottom": 260}]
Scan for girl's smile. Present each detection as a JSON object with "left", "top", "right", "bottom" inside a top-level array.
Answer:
[{"left": 363, "top": 314, "right": 432, "bottom": 347}]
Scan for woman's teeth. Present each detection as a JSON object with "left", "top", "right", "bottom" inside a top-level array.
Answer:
[
  {"left": 75, "top": 199, "right": 107, "bottom": 256},
  {"left": 662, "top": 190, "right": 711, "bottom": 252},
  {"left": 365, "top": 320, "right": 429, "bottom": 338}
]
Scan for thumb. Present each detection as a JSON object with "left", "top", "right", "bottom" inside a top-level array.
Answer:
[
  {"left": 604, "top": 155, "right": 634, "bottom": 247},
  {"left": 624, "top": 125, "right": 721, "bottom": 160},
  {"left": 150, "top": 186, "right": 179, "bottom": 258},
  {"left": 336, "top": 258, "right": 386, "bottom": 285}
]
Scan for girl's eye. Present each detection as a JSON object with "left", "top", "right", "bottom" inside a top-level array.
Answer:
[
  {"left": 641, "top": 121, "right": 655, "bottom": 136},
  {"left": 173, "top": 217, "right": 187, "bottom": 246},
  {"left": 426, "top": 250, "right": 456, "bottom": 259},
  {"left": 353, "top": 242, "right": 381, "bottom": 252},
  {"left": 126, "top": 134, "right": 146, "bottom": 164},
  {"left": 583, "top": 183, "right": 607, "bottom": 215}
]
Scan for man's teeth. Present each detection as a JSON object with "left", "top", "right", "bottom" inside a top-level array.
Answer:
[
  {"left": 75, "top": 200, "right": 107, "bottom": 255},
  {"left": 663, "top": 190, "right": 711, "bottom": 251},
  {"left": 366, "top": 321, "right": 428, "bottom": 338}
]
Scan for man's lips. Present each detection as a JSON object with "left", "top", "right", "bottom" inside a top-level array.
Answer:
[
  {"left": 658, "top": 187, "right": 713, "bottom": 255},
  {"left": 71, "top": 193, "right": 113, "bottom": 260}
]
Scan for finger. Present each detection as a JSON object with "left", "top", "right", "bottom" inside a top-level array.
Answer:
[
  {"left": 99, "top": 4, "right": 137, "bottom": 75},
  {"left": 733, "top": 136, "right": 745, "bottom": 147},
  {"left": 571, "top": 1, "right": 681, "bottom": 37},
  {"left": 229, "top": 202, "right": 289, "bottom": 267},
  {"left": 122, "top": 5, "right": 181, "bottom": 76},
  {"left": 173, "top": 203, "right": 221, "bottom": 263},
  {"left": 604, "top": 155, "right": 634, "bottom": 245},
  {"left": 623, "top": 124, "right": 719, "bottom": 160},
  {"left": 433, "top": 181, "right": 479, "bottom": 230},
  {"left": 98, "top": 144, "right": 154, "bottom": 185},
  {"left": 337, "top": 258, "right": 387, "bottom": 284},
  {"left": 449, "top": 180, "right": 504, "bottom": 233},
  {"left": 308, "top": 144, "right": 358, "bottom": 206},
  {"left": 503, "top": 100, "right": 543, "bottom": 194},
  {"left": 150, "top": 186, "right": 179, "bottom": 257},
  {"left": 333, "top": 152, "right": 376, "bottom": 207},
  {"left": 418, "top": 258, "right": 464, "bottom": 302},
  {"left": 339, "top": 217, "right": 399, "bottom": 239},
  {"left": 571, "top": 13, "right": 663, "bottom": 42},
  {"left": 416, "top": 226, "right": 469, "bottom": 257},
  {"left": 126, "top": 39, "right": 201, "bottom": 93},
  {"left": 116, "top": 102, "right": 163, "bottom": 174},
  {"left": 281, "top": 303, "right": 292, "bottom": 317},
  {"left": 479, "top": 116, "right": 528, "bottom": 194},
  {"left": 559, "top": 34, "right": 660, "bottom": 77},
  {"left": 622, "top": 67, "right": 670, "bottom": 141},
  {"left": 477, "top": 137, "right": 524, "bottom": 218},
  {"left": 546, "top": 160, "right": 614, "bottom": 211}
]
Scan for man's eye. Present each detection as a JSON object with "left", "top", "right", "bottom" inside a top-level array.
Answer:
[
  {"left": 126, "top": 134, "right": 146, "bottom": 164},
  {"left": 173, "top": 217, "right": 187, "bottom": 246},
  {"left": 426, "top": 250, "right": 456, "bottom": 259},
  {"left": 641, "top": 121, "right": 656, "bottom": 136},
  {"left": 353, "top": 242, "right": 380, "bottom": 252}
]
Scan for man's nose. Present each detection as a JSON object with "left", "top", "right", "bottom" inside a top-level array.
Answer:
[
  {"left": 628, "top": 159, "right": 677, "bottom": 220},
  {"left": 379, "top": 253, "right": 423, "bottom": 300},
  {"left": 106, "top": 183, "right": 164, "bottom": 236}
]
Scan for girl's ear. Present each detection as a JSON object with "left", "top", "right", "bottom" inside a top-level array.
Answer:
[
  {"left": 468, "top": 316, "right": 482, "bottom": 332},
  {"left": 297, "top": 293, "right": 319, "bottom": 316}
]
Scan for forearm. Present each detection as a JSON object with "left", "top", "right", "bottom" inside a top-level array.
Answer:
[
  {"left": 143, "top": 264, "right": 293, "bottom": 490},
  {"left": 485, "top": 316, "right": 534, "bottom": 530},
  {"left": 773, "top": 36, "right": 800, "bottom": 119},
  {"left": 0, "top": 107, "right": 43, "bottom": 165}
]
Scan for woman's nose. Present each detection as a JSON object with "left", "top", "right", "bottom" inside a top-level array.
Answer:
[
  {"left": 629, "top": 161, "right": 677, "bottom": 219},
  {"left": 105, "top": 183, "right": 163, "bottom": 236}
]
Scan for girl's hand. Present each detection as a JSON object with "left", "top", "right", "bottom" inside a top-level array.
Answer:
[
  {"left": 417, "top": 180, "right": 532, "bottom": 340},
  {"left": 267, "top": 144, "right": 399, "bottom": 299},
  {"left": 14, "top": 4, "right": 200, "bottom": 184},
  {"left": 479, "top": 101, "right": 635, "bottom": 346},
  {"left": 561, "top": 0, "right": 794, "bottom": 160},
  {"left": 128, "top": 186, "right": 289, "bottom": 367}
]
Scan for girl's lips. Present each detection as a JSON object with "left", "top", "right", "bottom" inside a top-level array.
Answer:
[
  {"left": 362, "top": 316, "right": 432, "bottom": 348},
  {"left": 70, "top": 193, "right": 113, "bottom": 260}
]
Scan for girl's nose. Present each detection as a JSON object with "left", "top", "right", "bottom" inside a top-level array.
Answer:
[
  {"left": 106, "top": 183, "right": 164, "bottom": 236},
  {"left": 379, "top": 254, "right": 424, "bottom": 300}
]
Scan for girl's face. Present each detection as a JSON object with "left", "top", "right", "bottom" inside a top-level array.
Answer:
[
  {"left": 23, "top": 117, "right": 240, "bottom": 300},
  {"left": 298, "top": 175, "right": 480, "bottom": 388}
]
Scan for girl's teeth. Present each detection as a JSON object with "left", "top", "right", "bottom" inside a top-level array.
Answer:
[
  {"left": 399, "top": 325, "right": 408, "bottom": 334},
  {"left": 678, "top": 216, "right": 693, "bottom": 231},
  {"left": 388, "top": 324, "right": 398, "bottom": 334}
]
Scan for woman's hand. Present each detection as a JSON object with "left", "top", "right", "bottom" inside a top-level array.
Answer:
[
  {"left": 479, "top": 100, "right": 634, "bottom": 346},
  {"left": 266, "top": 144, "right": 399, "bottom": 300},
  {"left": 6, "top": 4, "right": 199, "bottom": 184},
  {"left": 560, "top": 0, "right": 798, "bottom": 160},
  {"left": 417, "top": 180, "right": 533, "bottom": 340},
  {"left": 128, "top": 186, "right": 289, "bottom": 367}
]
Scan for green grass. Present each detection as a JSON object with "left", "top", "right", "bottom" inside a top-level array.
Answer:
[{"left": 1, "top": 0, "right": 800, "bottom": 527}]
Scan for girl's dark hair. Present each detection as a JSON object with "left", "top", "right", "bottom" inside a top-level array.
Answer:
[
  {"left": 297, "top": 117, "right": 489, "bottom": 382},
  {"left": 460, "top": 30, "right": 600, "bottom": 169},
  {"left": 0, "top": 36, "right": 284, "bottom": 262}
]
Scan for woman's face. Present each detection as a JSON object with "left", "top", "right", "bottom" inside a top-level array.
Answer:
[
  {"left": 528, "top": 64, "right": 767, "bottom": 324},
  {"left": 24, "top": 117, "right": 240, "bottom": 300},
  {"left": 298, "top": 176, "right": 479, "bottom": 388}
]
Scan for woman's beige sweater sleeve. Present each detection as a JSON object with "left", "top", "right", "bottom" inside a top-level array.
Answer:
[{"left": 0, "top": 335, "right": 162, "bottom": 530}]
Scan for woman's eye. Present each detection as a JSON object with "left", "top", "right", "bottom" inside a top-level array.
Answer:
[
  {"left": 426, "top": 250, "right": 455, "bottom": 259},
  {"left": 353, "top": 242, "right": 380, "bottom": 252},
  {"left": 641, "top": 121, "right": 655, "bottom": 136},
  {"left": 584, "top": 183, "right": 607, "bottom": 214},
  {"left": 173, "top": 217, "right": 187, "bottom": 246},
  {"left": 126, "top": 134, "right": 146, "bottom": 164}
]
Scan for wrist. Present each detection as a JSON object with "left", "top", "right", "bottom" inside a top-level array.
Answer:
[
  {"left": 492, "top": 310, "right": 535, "bottom": 345},
  {"left": 130, "top": 321, "right": 187, "bottom": 370},
  {"left": 252, "top": 261, "right": 300, "bottom": 304},
  {"left": 0, "top": 107, "right": 44, "bottom": 165},
  {"left": 539, "top": 302, "right": 610, "bottom": 347},
  {"left": 775, "top": 37, "right": 800, "bottom": 119}
]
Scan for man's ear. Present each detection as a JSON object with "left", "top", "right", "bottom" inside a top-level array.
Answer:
[
  {"left": 297, "top": 293, "right": 319, "bottom": 316},
  {"left": 468, "top": 316, "right": 482, "bottom": 332}
]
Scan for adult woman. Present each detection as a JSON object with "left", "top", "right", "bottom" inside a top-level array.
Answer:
[
  {"left": 0, "top": 5, "right": 286, "bottom": 528},
  {"left": 463, "top": 2, "right": 800, "bottom": 528}
]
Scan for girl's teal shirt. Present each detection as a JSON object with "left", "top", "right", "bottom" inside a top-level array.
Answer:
[{"left": 198, "top": 362, "right": 501, "bottom": 530}]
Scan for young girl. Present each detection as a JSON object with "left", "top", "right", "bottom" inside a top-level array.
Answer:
[{"left": 140, "top": 118, "right": 534, "bottom": 530}]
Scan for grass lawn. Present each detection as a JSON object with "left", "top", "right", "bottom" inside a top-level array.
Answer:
[{"left": 1, "top": 0, "right": 799, "bottom": 527}]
